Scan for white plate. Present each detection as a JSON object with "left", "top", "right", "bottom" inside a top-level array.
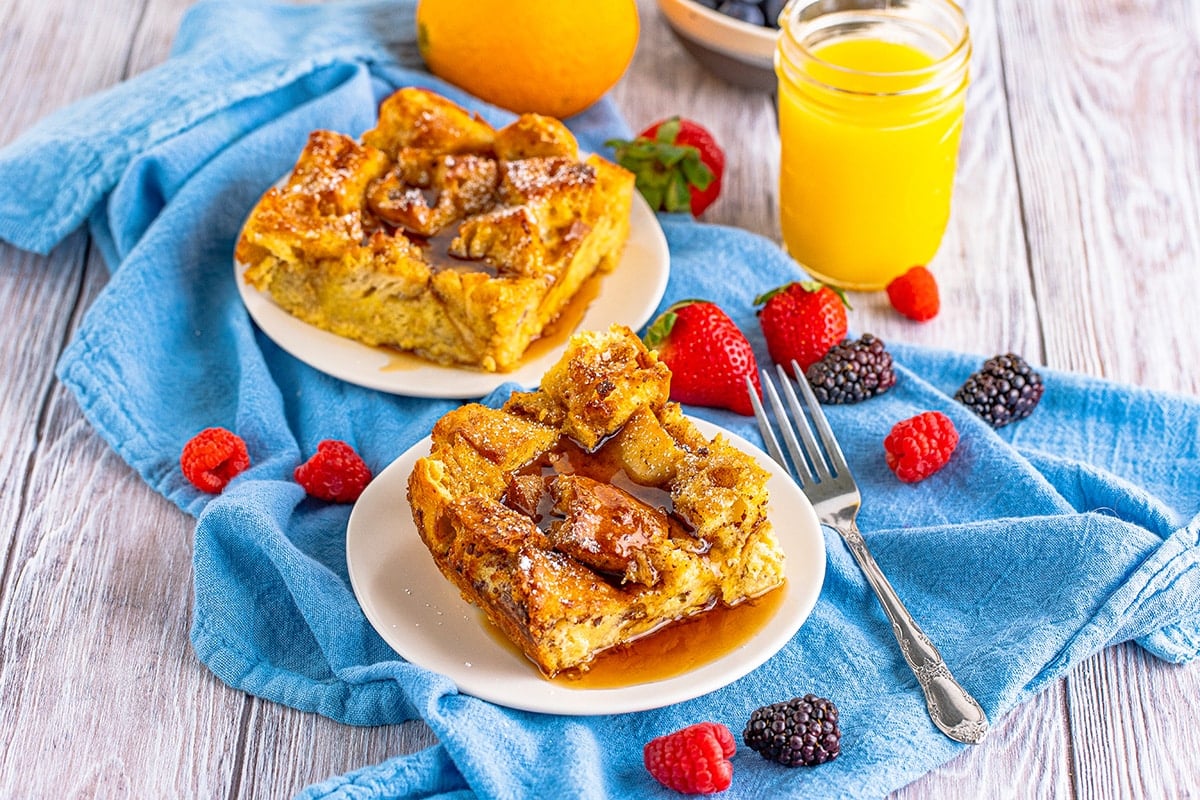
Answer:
[
  {"left": 235, "top": 191, "right": 670, "bottom": 399},
  {"left": 346, "top": 417, "right": 826, "bottom": 716}
]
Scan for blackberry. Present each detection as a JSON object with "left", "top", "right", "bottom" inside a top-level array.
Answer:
[
  {"left": 743, "top": 694, "right": 841, "bottom": 767},
  {"left": 804, "top": 333, "right": 896, "bottom": 404},
  {"left": 954, "top": 353, "right": 1045, "bottom": 428}
]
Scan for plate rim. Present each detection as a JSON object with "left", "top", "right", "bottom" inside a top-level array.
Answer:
[
  {"left": 235, "top": 188, "right": 670, "bottom": 399},
  {"left": 345, "top": 416, "right": 827, "bottom": 716}
]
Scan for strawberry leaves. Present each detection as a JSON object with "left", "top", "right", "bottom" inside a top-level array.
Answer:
[
  {"left": 753, "top": 280, "right": 851, "bottom": 310},
  {"left": 607, "top": 117, "right": 724, "bottom": 216}
]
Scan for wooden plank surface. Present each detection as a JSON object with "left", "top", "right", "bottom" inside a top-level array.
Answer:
[{"left": 0, "top": 0, "right": 1196, "bottom": 798}]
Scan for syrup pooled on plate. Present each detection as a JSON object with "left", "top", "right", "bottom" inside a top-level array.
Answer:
[{"left": 479, "top": 584, "right": 787, "bottom": 688}]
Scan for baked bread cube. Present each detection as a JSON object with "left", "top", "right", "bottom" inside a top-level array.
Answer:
[
  {"left": 407, "top": 325, "right": 787, "bottom": 676},
  {"left": 236, "top": 87, "right": 635, "bottom": 373}
]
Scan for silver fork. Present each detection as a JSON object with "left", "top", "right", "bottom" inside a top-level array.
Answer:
[{"left": 748, "top": 363, "right": 989, "bottom": 745}]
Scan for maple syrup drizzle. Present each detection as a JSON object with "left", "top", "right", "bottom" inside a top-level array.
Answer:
[
  {"left": 411, "top": 228, "right": 499, "bottom": 276},
  {"left": 483, "top": 433, "right": 786, "bottom": 689},
  {"left": 520, "top": 270, "right": 604, "bottom": 364},
  {"left": 506, "top": 436, "right": 678, "bottom": 522}
]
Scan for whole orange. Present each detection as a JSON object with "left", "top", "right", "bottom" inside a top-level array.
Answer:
[{"left": 415, "top": 0, "right": 640, "bottom": 119}]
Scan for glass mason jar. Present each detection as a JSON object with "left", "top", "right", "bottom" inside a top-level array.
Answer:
[{"left": 775, "top": 0, "right": 971, "bottom": 290}]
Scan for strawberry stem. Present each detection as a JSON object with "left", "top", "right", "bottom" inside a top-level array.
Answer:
[
  {"left": 753, "top": 281, "right": 853, "bottom": 310},
  {"left": 642, "top": 311, "right": 677, "bottom": 348},
  {"left": 643, "top": 299, "right": 707, "bottom": 348},
  {"left": 606, "top": 117, "right": 715, "bottom": 215}
]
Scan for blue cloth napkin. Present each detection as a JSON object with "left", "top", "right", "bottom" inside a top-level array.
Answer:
[{"left": 3, "top": 2, "right": 1197, "bottom": 798}]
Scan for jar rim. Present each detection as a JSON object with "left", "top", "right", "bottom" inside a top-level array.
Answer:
[{"left": 776, "top": 0, "right": 971, "bottom": 97}]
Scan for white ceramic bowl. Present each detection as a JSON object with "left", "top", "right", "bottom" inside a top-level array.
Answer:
[{"left": 656, "top": 0, "right": 779, "bottom": 91}]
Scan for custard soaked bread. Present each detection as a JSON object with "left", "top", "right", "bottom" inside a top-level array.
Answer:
[
  {"left": 236, "top": 88, "right": 635, "bottom": 372},
  {"left": 407, "top": 325, "right": 787, "bottom": 676}
]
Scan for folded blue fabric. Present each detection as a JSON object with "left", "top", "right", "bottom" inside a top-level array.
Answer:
[{"left": 4, "top": 2, "right": 1197, "bottom": 798}]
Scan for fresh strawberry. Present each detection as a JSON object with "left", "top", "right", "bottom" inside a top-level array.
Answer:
[
  {"left": 755, "top": 281, "right": 849, "bottom": 375},
  {"left": 643, "top": 300, "right": 760, "bottom": 416},
  {"left": 886, "top": 265, "right": 940, "bottom": 321},
  {"left": 606, "top": 117, "right": 725, "bottom": 216}
]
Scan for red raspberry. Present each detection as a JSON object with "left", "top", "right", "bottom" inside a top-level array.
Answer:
[
  {"left": 643, "top": 721, "right": 735, "bottom": 795},
  {"left": 884, "top": 411, "right": 959, "bottom": 483},
  {"left": 886, "top": 265, "right": 940, "bottom": 322},
  {"left": 181, "top": 427, "right": 250, "bottom": 493},
  {"left": 294, "top": 440, "right": 372, "bottom": 503},
  {"left": 756, "top": 281, "right": 849, "bottom": 376}
]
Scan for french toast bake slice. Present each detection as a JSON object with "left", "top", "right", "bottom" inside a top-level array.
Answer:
[
  {"left": 235, "top": 88, "right": 635, "bottom": 373},
  {"left": 407, "top": 325, "right": 787, "bottom": 677}
]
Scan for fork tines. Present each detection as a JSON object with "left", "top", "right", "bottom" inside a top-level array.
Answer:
[{"left": 746, "top": 362, "right": 849, "bottom": 489}]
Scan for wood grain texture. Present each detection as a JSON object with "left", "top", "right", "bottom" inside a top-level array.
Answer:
[
  {"left": 0, "top": 248, "right": 242, "bottom": 799},
  {"left": 892, "top": 683, "right": 1075, "bottom": 800},
  {"left": 0, "top": 0, "right": 149, "bottom": 146},
  {"left": 997, "top": 0, "right": 1200, "bottom": 392},
  {"left": 991, "top": 2, "right": 1200, "bottom": 798},
  {"left": 0, "top": 0, "right": 1197, "bottom": 798},
  {"left": 235, "top": 702, "right": 437, "bottom": 799}
]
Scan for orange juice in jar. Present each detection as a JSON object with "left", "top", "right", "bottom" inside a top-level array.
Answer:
[{"left": 775, "top": 0, "right": 971, "bottom": 290}]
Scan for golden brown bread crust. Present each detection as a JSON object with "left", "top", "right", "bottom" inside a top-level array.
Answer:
[
  {"left": 407, "top": 325, "right": 787, "bottom": 676},
  {"left": 236, "top": 87, "right": 635, "bottom": 372}
]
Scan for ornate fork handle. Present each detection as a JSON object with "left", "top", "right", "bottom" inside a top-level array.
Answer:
[{"left": 833, "top": 512, "right": 989, "bottom": 745}]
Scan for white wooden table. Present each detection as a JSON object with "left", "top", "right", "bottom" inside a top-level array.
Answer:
[{"left": 1, "top": 1, "right": 1197, "bottom": 797}]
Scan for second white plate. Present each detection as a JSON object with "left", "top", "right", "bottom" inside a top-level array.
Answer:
[
  {"left": 235, "top": 192, "right": 670, "bottom": 399},
  {"left": 346, "top": 417, "right": 826, "bottom": 716}
]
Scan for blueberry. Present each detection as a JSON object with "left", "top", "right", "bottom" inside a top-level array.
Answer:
[
  {"left": 717, "top": 0, "right": 766, "bottom": 26},
  {"left": 691, "top": 0, "right": 720, "bottom": 8},
  {"left": 762, "top": 0, "right": 788, "bottom": 28}
]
